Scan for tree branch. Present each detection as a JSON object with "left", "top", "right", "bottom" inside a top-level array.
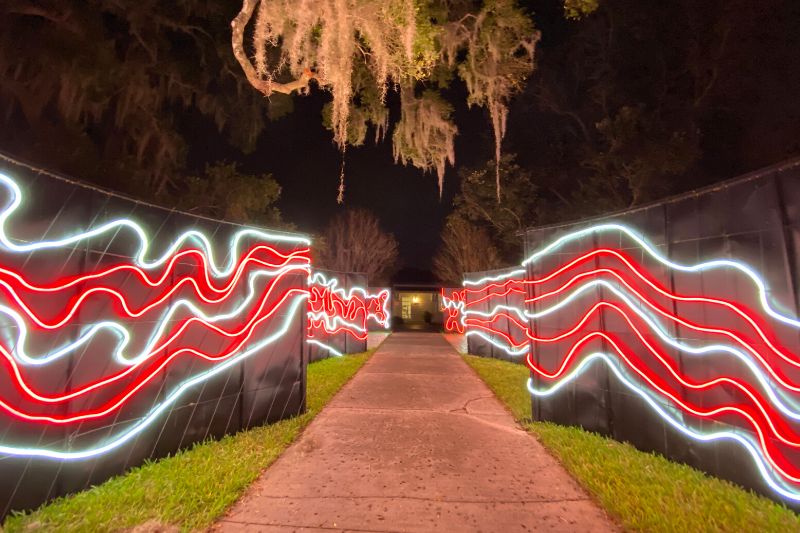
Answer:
[
  {"left": 6, "top": 2, "right": 81, "bottom": 34},
  {"left": 230, "top": 0, "right": 315, "bottom": 96},
  {"left": 693, "top": 25, "right": 731, "bottom": 108},
  {"left": 548, "top": 186, "right": 573, "bottom": 207},
  {"left": 534, "top": 81, "right": 590, "bottom": 141}
]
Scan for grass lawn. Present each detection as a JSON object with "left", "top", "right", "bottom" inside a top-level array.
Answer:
[
  {"left": 462, "top": 354, "right": 800, "bottom": 533},
  {"left": 3, "top": 350, "right": 373, "bottom": 532}
]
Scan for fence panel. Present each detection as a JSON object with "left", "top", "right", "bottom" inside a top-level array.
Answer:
[
  {"left": 307, "top": 269, "right": 389, "bottom": 360},
  {"left": 0, "top": 156, "right": 309, "bottom": 517},
  {"left": 521, "top": 159, "right": 800, "bottom": 504},
  {"left": 459, "top": 158, "right": 800, "bottom": 505},
  {"left": 460, "top": 267, "right": 527, "bottom": 362}
]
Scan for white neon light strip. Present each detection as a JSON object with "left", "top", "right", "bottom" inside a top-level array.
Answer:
[
  {"left": 526, "top": 353, "right": 800, "bottom": 500},
  {"left": 0, "top": 173, "right": 310, "bottom": 277},
  {"left": 1, "top": 264, "right": 309, "bottom": 366},
  {"left": 306, "top": 339, "right": 344, "bottom": 357},
  {"left": 308, "top": 271, "right": 391, "bottom": 329},
  {"left": 0, "top": 295, "right": 307, "bottom": 459},
  {"left": 463, "top": 278, "right": 800, "bottom": 419},
  {"left": 463, "top": 268, "right": 525, "bottom": 287},
  {"left": 520, "top": 223, "right": 800, "bottom": 329},
  {"left": 466, "top": 330, "right": 529, "bottom": 356}
]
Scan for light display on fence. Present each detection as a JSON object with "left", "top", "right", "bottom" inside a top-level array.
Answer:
[
  {"left": 444, "top": 223, "right": 800, "bottom": 502},
  {"left": 307, "top": 271, "right": 390, "bottom": 356},
  {"left": 0, "top": 171, "right": 394, "bottom": 465},
  {"left": 0, "top": 173, "right": 312, "bottom": 460},
  {"left": 441, "top": 288, "right": 465, "bottom": 334}
]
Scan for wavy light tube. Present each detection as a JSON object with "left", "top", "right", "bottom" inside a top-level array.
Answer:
[
  {"left": 0, "top": 245, "right": 308, "bottom": 294},
  {"left": 308, "top": 272, "right": 391, "bottom": 329},
  {"left": 520, "top": 223, "right": 800, "bottom": 329},
  {"left": 0, "top": 254, "right": 307, "bottom": 331},
  {"left": 523, "top": 337, "right": 800, "bottom": 485},
  {"left": 463, "top": 268, "right": 525, "bottom": 286},
  {"left": 526, "top": 272, "right": 800, "bottom": 388},
  {"left": 466, "top": 277, "right": 800, "bottom": 416},
  {"left": 464, "top": 248, "right": 798, "bottom": 370},
  {"left": 0, "top": 288, "right": 308, "bottom": 423},
  {"left": 0, "top": 279, "right": 308, "bottom": 406},
  {"left": 525, "top": 354, "right": 800, "bottom": 501},
  {"left": 521, "top": 249, "right": 798, "bottom": 369},
  {"left": 0, "top": 294, "right": 308, "bottom": 459},
  {"left": 467, "top": 305, "right": 800, "bottom": 452},
  {"left": 306, "top": 339, "right": 344, "bottom": 357},
  {"left": 0, "top": 173, "right": 310, "bottom": 276},
  {"left": 1, "top": 264, "right": 309, "bottom": 367}
]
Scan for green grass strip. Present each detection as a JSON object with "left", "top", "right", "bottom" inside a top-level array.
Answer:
[
  {"left": 462, "top": 354, "right": 800, "bottom": 533},
  {"left": 4, "top": 351, "right": 373, "bottom": 532}
]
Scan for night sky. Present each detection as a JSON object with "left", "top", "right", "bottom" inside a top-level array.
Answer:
[
  {"left": 182, "top": 1, "right": 558, "bottom": 276},
  {"left": 174, "top": 0, "right": 795, "bottom": 278},
  {"left": 5, "top": 1, "right": 797, "bottom": 281},
  {"left": 186, "top": 86, "right": 494, "bottom": 274}
]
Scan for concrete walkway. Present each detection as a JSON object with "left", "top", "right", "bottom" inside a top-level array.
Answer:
[{"left": 215, "top": 333, "right": 618, "bottom": 532}]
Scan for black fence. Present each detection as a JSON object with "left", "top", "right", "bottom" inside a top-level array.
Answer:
[
  {"left": 464, "top": 268, "right": 527, "bottom": 363},
  {"left": 307, "top": 269, "right": 369, "bottom": 362},
  {"left": 523, "top": 159, "right": 800, "bottom": 504},
  {"left": 462, "top": 158, "right": 800, "bottom": 505},
  {"left": 0, "top": 155, "right": 309, "bottom": 517}
]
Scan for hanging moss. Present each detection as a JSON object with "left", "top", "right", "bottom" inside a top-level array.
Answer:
[{"left": 232, "top": 0, "right": 542, "bottom": 198}]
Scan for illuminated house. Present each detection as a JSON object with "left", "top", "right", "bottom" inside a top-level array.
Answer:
[{"left": 391, "top": 283, "right": 446, "bottom": 327}]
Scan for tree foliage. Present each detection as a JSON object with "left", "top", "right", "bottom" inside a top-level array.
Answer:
[
  {"left": 578, "top": 105, "right": 698, "bottom": 210},
  {"left": 392, "top": 89, "right": 457, "bottom": 194},
  {"left": 509, "top": 0, "right": 800, "bottom": 223},
  {"left": 167, "top": 162, "right": 286, "bottom": 226},
  {"left": 562, "top": 0, "right": 600, "bottom": 19},
  {"left": 0, "top": 0, "right": 276, "bottom": 208},
  {"left": 233, "top": 0, "right": 540, "bottom": 198},
  {"left": 451, "top": 155, "right": 538, "bottom": 260},
  {"left": 443, "top": 0, "right": 800, "bottom": 277},
  {"left": 315, "top": 209, "right": 398, "bottom": 284}
]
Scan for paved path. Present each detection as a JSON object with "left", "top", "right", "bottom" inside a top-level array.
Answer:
[{"left": 215, "top": 333, "right": 618, "bottom": 532}]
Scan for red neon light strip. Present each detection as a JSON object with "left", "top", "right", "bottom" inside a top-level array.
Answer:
[
  {"left": 522, "top": 333, "right": 800, "bottom": 483},
  {"left": 306, "top": 283, "right": 389, "bottom": 340},
  {"left": 0, "top": 245, "right": 308, "bottom": 294},
  {"left": 467, "top": 301, "right": 800, "bottom": 449},
  {"left": 452, "top": 248, "right": 800, "bottom": 485},
  {"left": 0, "top": 288, "right": 307, "bottom": 423},
  {"left": 0, "top": 269, "right": 304, "bottom": 404},
  {"left": 465, "top": 308, "right": 800, "bottom": 481},
  {"left": 464, "top": 249, "right": 795, "bottom": 365},
  {"left": 459, "top": 259, "right": 800, "bottom": 392},
  {"left": 0, "top": 249, "right": 309, "bottom": 329}
]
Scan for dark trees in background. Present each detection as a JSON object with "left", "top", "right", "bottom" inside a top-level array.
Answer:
[
  {"left": 444, "top": 0, "right": 800, "bottom": 267},
  {"left": 514, "top": 0, "right": 800, "bottom": 218},
  {"left": 0, "top": 0, "right": 288, "bottom": 225},
  {"left": 433, "top": 216, "right": 503, "bottom": 286},
  {"left": 450, "top": 155, "right": 539, "bottom": 260},
  {"left": 3, "top": 0, "right": 799, "bottom": 253},
  {"left": 315, "top": 209, "right": 398, "bottom": 284},
  {"left": 172, "top": 162, "right": 289, "bottom": 228}
]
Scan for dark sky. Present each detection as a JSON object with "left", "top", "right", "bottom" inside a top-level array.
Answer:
[
  {"left": 183, "top": 0, "right": 799, "bottom": 276},
  {"left": 182, "top": 0, "right": 556, "bottom": 275},
  {"left": 186, "top": 85, "right": 494, "bottom": 273}
]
